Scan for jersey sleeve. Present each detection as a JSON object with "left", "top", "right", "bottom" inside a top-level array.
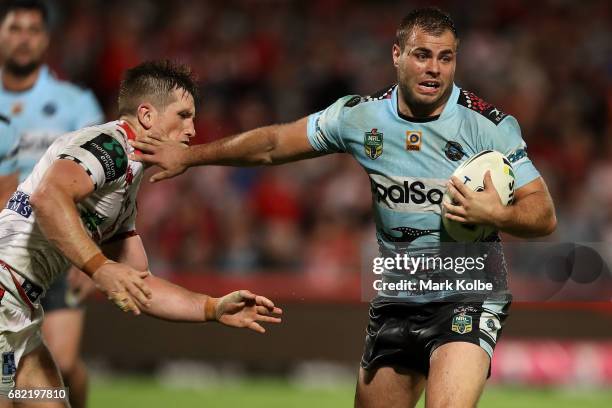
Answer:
[
  {"left": 487, "top": 115, "right": 540, "bottom": 189},
  {"left": 57, "top": 132, "right": 128, "bottom": 190},
  {"left": 72, "top": 90, "right": 104, "bottom": 129},
  {"left": 306, "top": 95, "right": 358, "bottom": 153}
]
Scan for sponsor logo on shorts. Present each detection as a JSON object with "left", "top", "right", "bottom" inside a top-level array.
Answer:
[
  {"left": 451, "top": 314, "right": 473, "bottom": 334},
  {"left": 364, "top": 129, "right": 383, "bottom": 160},
  {"left": 6, "top": 191, "right": 32, "bottom": 218},
  {"left": 2, "top": 352, "right": 16, "bottom": 384}
]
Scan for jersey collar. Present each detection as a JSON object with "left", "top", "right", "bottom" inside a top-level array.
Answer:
[
  {"left": 0, "top": 64, "right": 49, "bottom": 95},
  {"left": 391, "top": 83, "right": 460, "bottom": 123},
  {"left": 117, "top": 120, "right": 141, "bottom": 155}
]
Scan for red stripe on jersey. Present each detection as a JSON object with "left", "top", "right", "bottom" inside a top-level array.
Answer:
[{"left": 118, "top": 120, "right": 142, "bottom": 155}]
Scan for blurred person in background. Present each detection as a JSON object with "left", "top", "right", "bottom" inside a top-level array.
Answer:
[
  {"left": 131, "top": 7, "right": 557, "bottom": 408},
  {"left": 0, "top": 59, "right": 282, "bottom": 407},
  {"left": 0, "top": 114, "right": 19, "bottom": 206},
  {"left": 0, "top": 1, "right": 103, "bottom": 407}
]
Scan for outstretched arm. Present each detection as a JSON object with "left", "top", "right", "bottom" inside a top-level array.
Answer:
[
  {"left": 129, "top": 117, "right": 322, "bottom": 182},
  {"left": 103, "top": 235, "right": 282, "bottom": 332}
]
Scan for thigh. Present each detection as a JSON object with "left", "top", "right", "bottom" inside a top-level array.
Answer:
[
  {"left": 425, "top": 342, "right": 489, "bottom": 408},
  {"left": 355, "top": 365, "right": 425, "bottom": 408},
  {"left": 41, "top": 309, "right": 84, "bottom": 371},
  {"left": 14, "top": 344, "right": 68, "bottom": 408}
]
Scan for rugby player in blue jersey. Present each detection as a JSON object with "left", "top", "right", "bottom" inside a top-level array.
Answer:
[
  {"left": 0, "top": 1, "right": 102, "bottom": 407},
  {"left": 131, "top": 7, "right": 556, "bottom": 408}
]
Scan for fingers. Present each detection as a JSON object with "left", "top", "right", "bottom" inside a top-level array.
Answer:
[
  {"left": 256, "top": 305, "right": 283, "bottom": 316},
  {"left": 449, "top": 176, "right": 471, "bottom": 198},
  {"left": 483, "top": 170, "right": 493, "bottom": 190},
  {"left": 238, "top": 290, "right": 256, "bottom": 301},
  {"left": 447, "top": 180, "right": 466, "bottom": 205},
  {"left": 128, "top": 140, "right": 159, "bottom": 153},
  {"left": 247, "top": 321, "right": 266, "bottom": 334},
  {"left": 109, "top": 292, "right": 141, "bottom": 315},
  {"left": 149, "top": 170, "right": 175, "bottom": 183},
  {"left": 443, "top": 201, "right": 467, "bottom": 218},
  {"left": 255, "top": 295, "right": 275, "bottom": 309},
  {"left": 255, "top": 314, "right": 282, "bottom": 324},
  {"left": 126, "top": 280, "right": 152, "bottom": 308},
  {"left": 444, "top": 212, "right": 468, "bottom": 223}
]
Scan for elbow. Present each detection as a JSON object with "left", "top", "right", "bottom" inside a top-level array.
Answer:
[
  {"left": 29, "top": 185, "right": 52, "bottom": 211},
  {"left": 538, "top": 211, "right": 557, "bottom": 237}
]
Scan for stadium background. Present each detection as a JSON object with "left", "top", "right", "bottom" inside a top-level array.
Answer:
[{"left": 16, "top": 0, "right": 612, "bottom": 406}]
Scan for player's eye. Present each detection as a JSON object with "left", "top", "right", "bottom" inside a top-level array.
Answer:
[{"left": 416, "top": 53, "right": 427, "bottom": 61}]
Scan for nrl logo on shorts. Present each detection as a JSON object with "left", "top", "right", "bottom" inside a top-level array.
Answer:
[
  {"left": 451, "top": 314, "right": 472, "bottom": 334},
  {"left": 364, "top": 128, "right": 383, "bottom": 160}
]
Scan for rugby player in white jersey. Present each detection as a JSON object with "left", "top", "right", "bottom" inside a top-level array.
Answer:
[
  {"left": 0, "top": 60, "right": 282, "bottom": 407},
  {"left": 0, "top": 2, "right": 104, "bottom": 405}
]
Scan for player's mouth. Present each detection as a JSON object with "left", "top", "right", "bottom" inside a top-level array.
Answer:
[{"left": 416, "top": 81, "right": 441, "bottom": 95}]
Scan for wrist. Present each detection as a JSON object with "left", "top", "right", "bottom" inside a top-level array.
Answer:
[
  {"left": 82, "top": 253, "right": 111, "bottom": 277},
  {"left": 492, "top": 205, "right": 512, "bottom": 230},
  {"left": 204, "top": 296, "right": 219, "bottom": 321}
]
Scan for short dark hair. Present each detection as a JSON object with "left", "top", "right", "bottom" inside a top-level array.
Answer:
[
  {"left": 0, "top": 0, "right": 49, "bottom": 27},
  {"left": 118, "top": 60, "right": 199, "bottom": 117},
  {"left": 396, "top": 7, "right": 457, "bottom": 50}
]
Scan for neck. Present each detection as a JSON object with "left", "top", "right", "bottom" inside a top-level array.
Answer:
[
  {"left": 118, "top": 116, "right": 151, "bottom": 168},
  {"left": 1, "top": 65, "right": 43, "bottom": 92},
  {"left": 397, "top": 86, "right": 451, "bottom": 119}
]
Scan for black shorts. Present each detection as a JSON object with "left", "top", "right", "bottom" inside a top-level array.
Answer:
[
  {"left": 40, "top": 274, "right": 81, "bottom": 312},
  {"left": 361, "top": 297, "right": 510, "bottom": 377}
]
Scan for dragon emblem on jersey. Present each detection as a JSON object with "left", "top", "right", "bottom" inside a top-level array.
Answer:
[
  {"left": 458, "top": 89, "right": 508, "bottom": 125},
  {"left": 80, "top": 209, "right": 106, "bottom": 239},
  {"left": 364, "top": 128, "right": 383, "bottom": 160}
]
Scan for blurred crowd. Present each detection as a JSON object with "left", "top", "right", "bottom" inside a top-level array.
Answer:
[{"left": 40, "top": 0, "right": 612, "bottom": 274}]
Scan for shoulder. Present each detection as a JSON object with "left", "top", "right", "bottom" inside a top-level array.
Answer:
[
  {"left": 456, "top": 88, "right": 509, "bottom": 127},
  {"left": 324, "top": 85, "right": 395, "bottom": 121},
  {"left": 44, "top": 70, "right": 98, "bottom": 105}
]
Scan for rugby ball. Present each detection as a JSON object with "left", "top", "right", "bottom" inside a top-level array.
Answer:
[{"left": 442, "top": 150, "right": 515, "bottom": 242}]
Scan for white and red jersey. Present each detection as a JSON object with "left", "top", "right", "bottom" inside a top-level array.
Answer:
[{"left": 0, "top": 120, "right": 144, "bottom": 292}]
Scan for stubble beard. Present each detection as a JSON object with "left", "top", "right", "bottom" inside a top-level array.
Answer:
[{"left": 4, "top": 57, "right": 42, "bottom": 77}]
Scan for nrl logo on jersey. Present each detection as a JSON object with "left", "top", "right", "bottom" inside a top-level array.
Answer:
[
  {"left": 451, "top": 313, "right": 472, "bottom": 334},
  {"left": 364, "top": 128, "right": 383, "bottom": 160}
]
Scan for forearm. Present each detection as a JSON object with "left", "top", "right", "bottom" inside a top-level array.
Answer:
[
  {"left": 31, "top": 184, "right": 101, "bottom": 270},
  {"left": 139, "top": 274, "right": 214, "bottom": 322},
  {"left": 184, "top": 118, "right": 316, "bottom": 167},
  {"left": 495, "top": 191, "right": 556, "bottom": 238}
]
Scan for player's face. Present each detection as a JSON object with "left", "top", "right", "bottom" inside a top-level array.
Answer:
[
  {"left": 0, "top": 10, "right": 49, "bottom": 75},
  {"left": 153, "top": 88, "right": 196, "bottom": 145},
  {"left": 393, "top": 27, "right": 457, "bottom": 116}
]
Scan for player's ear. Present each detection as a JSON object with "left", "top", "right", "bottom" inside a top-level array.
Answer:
[
  {"left": 136, "top": 103, "right": 154, "bottom": 130},
  {"left": 392, "top": 44, "right": 401, "bottom": 67}
]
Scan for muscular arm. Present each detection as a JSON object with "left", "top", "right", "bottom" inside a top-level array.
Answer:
[
  {"left": 103, "top": 235, "right": 210, "bottom": 322},
  {"left": 445, "top": 175, "right": 557, "bottom": 238},
  {"left": 103, "top": 235, "right": 282, "bottom": 330},
  {"left": 130, "top": 117, "right": 323, "bottom": 181},
  {"left": 493, "top": 177, "right": 557, "bottom": 237},
  {"left": 31, "top": 159, "right": 152, "bottom": 314},
  {"left": 30, "top": 159, "right": 100, "bottom": 268}
]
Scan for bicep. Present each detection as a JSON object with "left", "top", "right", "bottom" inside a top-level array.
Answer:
[
  {"left": 272, "top": 117, "right": 326, "bottom": 163},
  {"left": 513, "top": 177, "right": 552, "bottom": 203},
  {"left": 102, "top": 234, "right": 149, "bottom": 271},
  {"left": 32, "top": 159, "right": 95, "bottom": 203}
]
